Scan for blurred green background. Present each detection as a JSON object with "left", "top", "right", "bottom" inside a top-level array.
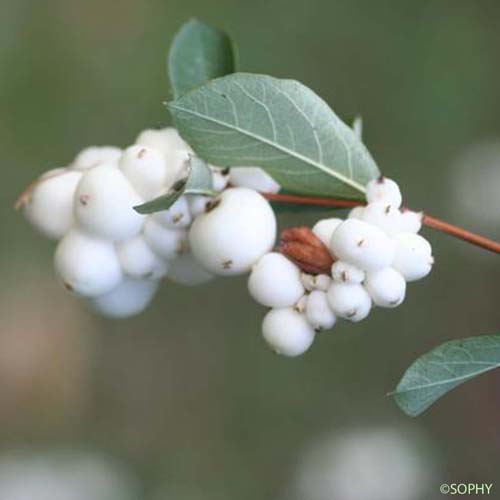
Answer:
[{"left": 1, "top": 1, "right": 499, "bottom": 498}]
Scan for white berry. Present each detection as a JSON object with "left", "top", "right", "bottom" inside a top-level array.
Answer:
[
  {"left": 119, "top": 145, "right": 167, "bottom": 200},
  {"left": 135, "top": 127, "right": 189, "bottom": 157},
  {"left": 153, "top": 195, "right": 192, "bottom": 229},
  {"left": 331, "top": 261, "right": 365, "bottom": 284},
  {"left": 301, "top": 273, "right": 332, "bottom": 291},
  {"left": 189, "top": 187, "right": 277, "bottom": 275},
  {"left": 312, "top": 218, "right": 343, "bottom": 247},
  {"left": 330, "top": 219, "right": 395, "bottom": 271},
  {"left": 248, "top": 252, "right": 304, "bottom": 307},
  {"left": 143, "top": 218, "right": 188, "bottom": 260},
  {"left": 392, "top": 233, "right": 433, "bottom": 282},
  {"left": 186, "top": 194, "right": 212, "bottom": 217},
  {"left": 116, "top": 235, "right": 168, "bottom": 280},
  {"left": 54, "top": 229, "right": 122, "bottom": 297},
  {"left": 348, "top": 206, "right": 365, "bottom": 219},
  {"left": 262, "top": 308, "right": 315, "bottom": 357},
  {"left": 90, "top": 278, "right": 158, "bottom": 318},
  {"left": 360, "top": 202, "right": 403, "bottom": 236},
  {"left": 327, "top": 282, "right": 372, "bottom": 321},
  {"left": 167, "top": 252, "right": 214, "bottom": 286},
  {"left": 24, "top": 168, "right": 81, "bottom": 240},
  {"left": 72, "top": 146, "right": 122, "bottom": 170},
  {"left": 135, "top": 128, "right": 191, "bottom": 185},
  {"left": 211, "top": 167, "right": 230, "bottom": 191},
  {"left": 74, "top": 164, "right": 145, "bottom": 241},
  {"left": 366, "top": 177, "right": 402, "bottom": 207},
  {"left": 398, "top": 209, "right": 423, "bottom": 234},
  {"left": 305, "top": 290, "right": 337, "bottom": 330},
  {"left": 364, "top": 267, "right": 406, "bottom": 307},
  {"left": 229, "top": 167, "right": 280, "bottom": 193}
]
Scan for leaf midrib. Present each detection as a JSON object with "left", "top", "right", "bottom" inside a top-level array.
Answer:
[
  {"left": 395, "top": 362, "right": 500, "bottom": 393},
  {"left": 168, "top": 101, "right": 367, "bottom": 195}
]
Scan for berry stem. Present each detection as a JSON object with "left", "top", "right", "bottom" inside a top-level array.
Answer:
[{"left": 263, "top": 192, "right": 500, "bottom": 255}]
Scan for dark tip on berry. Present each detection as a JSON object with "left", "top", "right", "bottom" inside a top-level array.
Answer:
[
  {"left": 346, "top": 309, "right": 357, "bottom": 318},
  {"left": 385, "top": 205, "right": 391, "bottom": 214},
  {"left": 221, "top": 167, "right": 230, "bottom": 176},
  {"left": 341, "top": 271, "right": 347, "bottom": 282},
  {"left": 138, "top": 148, "right": 147, "bottom": 159},
  {"left": 222, "top": 259, "right": 233, "bottom": 270},
  {"left": 63, "top": 282, "right": 74, "bottom": 292},
  {"left": 79, "top": 194, "right": 90, "bottom": 206},
  {"left": 376, "top": 175, "right": 385, "bottom": 184},
  {"left": 206, "top": 198, "right": 221, "bottom": 213},
  {"left": 357, "top": 239, "right": 364, "bottom": 247}
]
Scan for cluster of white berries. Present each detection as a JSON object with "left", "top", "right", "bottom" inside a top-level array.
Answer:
[
  {"left": 22, "top": 131, "right": 433, "bottom": 357},
  {"left": 248, "top": 178, "right": 434, "bottom": 357},
  {"left": 22, "top": 127, "right": 280, "bottom": 318}
]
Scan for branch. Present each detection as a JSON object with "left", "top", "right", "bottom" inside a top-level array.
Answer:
[{"left": 263, "top": 192, "right": 500, "bottom": 255}]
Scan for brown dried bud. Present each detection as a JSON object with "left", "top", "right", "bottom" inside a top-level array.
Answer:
[{"left": 278, "top": 226, "right": 334, "bottom": 275}]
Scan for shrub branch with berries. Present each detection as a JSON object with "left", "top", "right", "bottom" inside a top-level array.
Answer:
[{"left": 16, "top": 19, "right": 500, "bottom": 417}]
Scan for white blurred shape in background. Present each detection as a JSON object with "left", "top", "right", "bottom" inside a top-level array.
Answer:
[
  {"left": 289, "top": 427, "right": 436, "bottom": 500},
  {"left": 452, "top": 141, "right": 500, "bottom": 235},
  {"left": 0, "top": 450, "right": 140, "bottom": 500}
]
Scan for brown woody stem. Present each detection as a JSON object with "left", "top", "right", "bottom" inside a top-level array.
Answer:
[{"left": 263, "top": 192, "right": 500, "bottom": 255}]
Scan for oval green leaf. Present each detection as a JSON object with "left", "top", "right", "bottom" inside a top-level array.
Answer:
[
  {"left": 392, "top": 334, "right": 500, "bottom": 417},
  {"left": 168, "top": 19, "right": 236, "bottom": 99},
  {"left": 167, "top": 73, "right": 379, "bottom": 200}
]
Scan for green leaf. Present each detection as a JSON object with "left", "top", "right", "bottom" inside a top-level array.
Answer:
[
  {"left": 167, "top": 73, "right": 379, "bottom": 200},
  {"left": 392, "top": 334, "right": 500, "bottom": 417},
  {"left": 168, "top": 19, "right": 236, "bottom": 99},
  {"left": 134, "top": 156, "right": 215, "bottom": 214}
]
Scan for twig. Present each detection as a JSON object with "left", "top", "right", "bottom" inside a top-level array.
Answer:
[{"left": 263, "top": 192, "right": 500, "bottom": 255}]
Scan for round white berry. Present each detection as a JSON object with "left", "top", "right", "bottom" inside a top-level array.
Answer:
[
  {"left": 305, "top": 290, "right": 337, "bottom": 331},
  {"left": 74, "top": 164, "right": 145, "bottom": 241},
  {"left": 360, "top": 202, "right": 403, "bottom": 236},
  {"left": 119, "top": 145, "right": 167, "bottom": 200},
  {"left": 364, "top": 267, "right": 406, "bottom": 308},
  {"left": 327, "top": 282, "right": 372, "bottom": 322},
  {"left": 248, "top": 252, "right": 304, "bottom": 307},
  {"left": 228, "top": 167, "right": 280, "bottom": 193},
  {"left": 331, "top": 261, "right": 365, "bottom": 284},
  {"left": 301, "top": 273, "right": 332, "bottom": 292},
  {"left": 392, "top": 233, "right": 433, "bottom": 282},
  {"left": 398, "top": 209, "right": 423, "bottom": 234},
  {"left": 135, "top": 128, "right": 191, "bottom": 184},
  {"left": 186, "top": 194, "right": 212, "bottom": 217},
  {"left": 348, "top": 206, "right": 365, "bottom": 219},
  {"left": 189, "top": 187, "right": 277, "bottom": 275},
  {"left": 330, "top": 219, "right": 395, "bottom": 271},
  {"left": 366, "top": 177, "right": 402, "bottom": 207},
  {"left": 143, "top": 218, "right": 188, "bottom": 260},
  {"left": 211, "top": 167, "right": 230, "bottom": 191},
  {"left": 153, "top": 195, "right": 192, "bottom": 229},
  {"left": 54, "top": 229, "right": 122, "bottom": 297},
  {"left": 262, "top": 308, "right": 315, "bottom": 357},
  {"left": 135, "top": 127, "right": 189, "bottom": 157},
  {"left": 90, "top": 278, "right": 158, "bottom": 318},
  {"left": 167, "top": 252, "right": 214, "bottom": 286},
  {"left": 24, "top": 168, "right": 81, "bottom": 240},
  {"left": 72, "top": 146, "right": 122, "bottom": 170},
  {"left": 312, "top": 218, "right": 343, "bottom": 247},
  {"left": 116, "top": 235, "right": 168, "bottom": 280}
]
